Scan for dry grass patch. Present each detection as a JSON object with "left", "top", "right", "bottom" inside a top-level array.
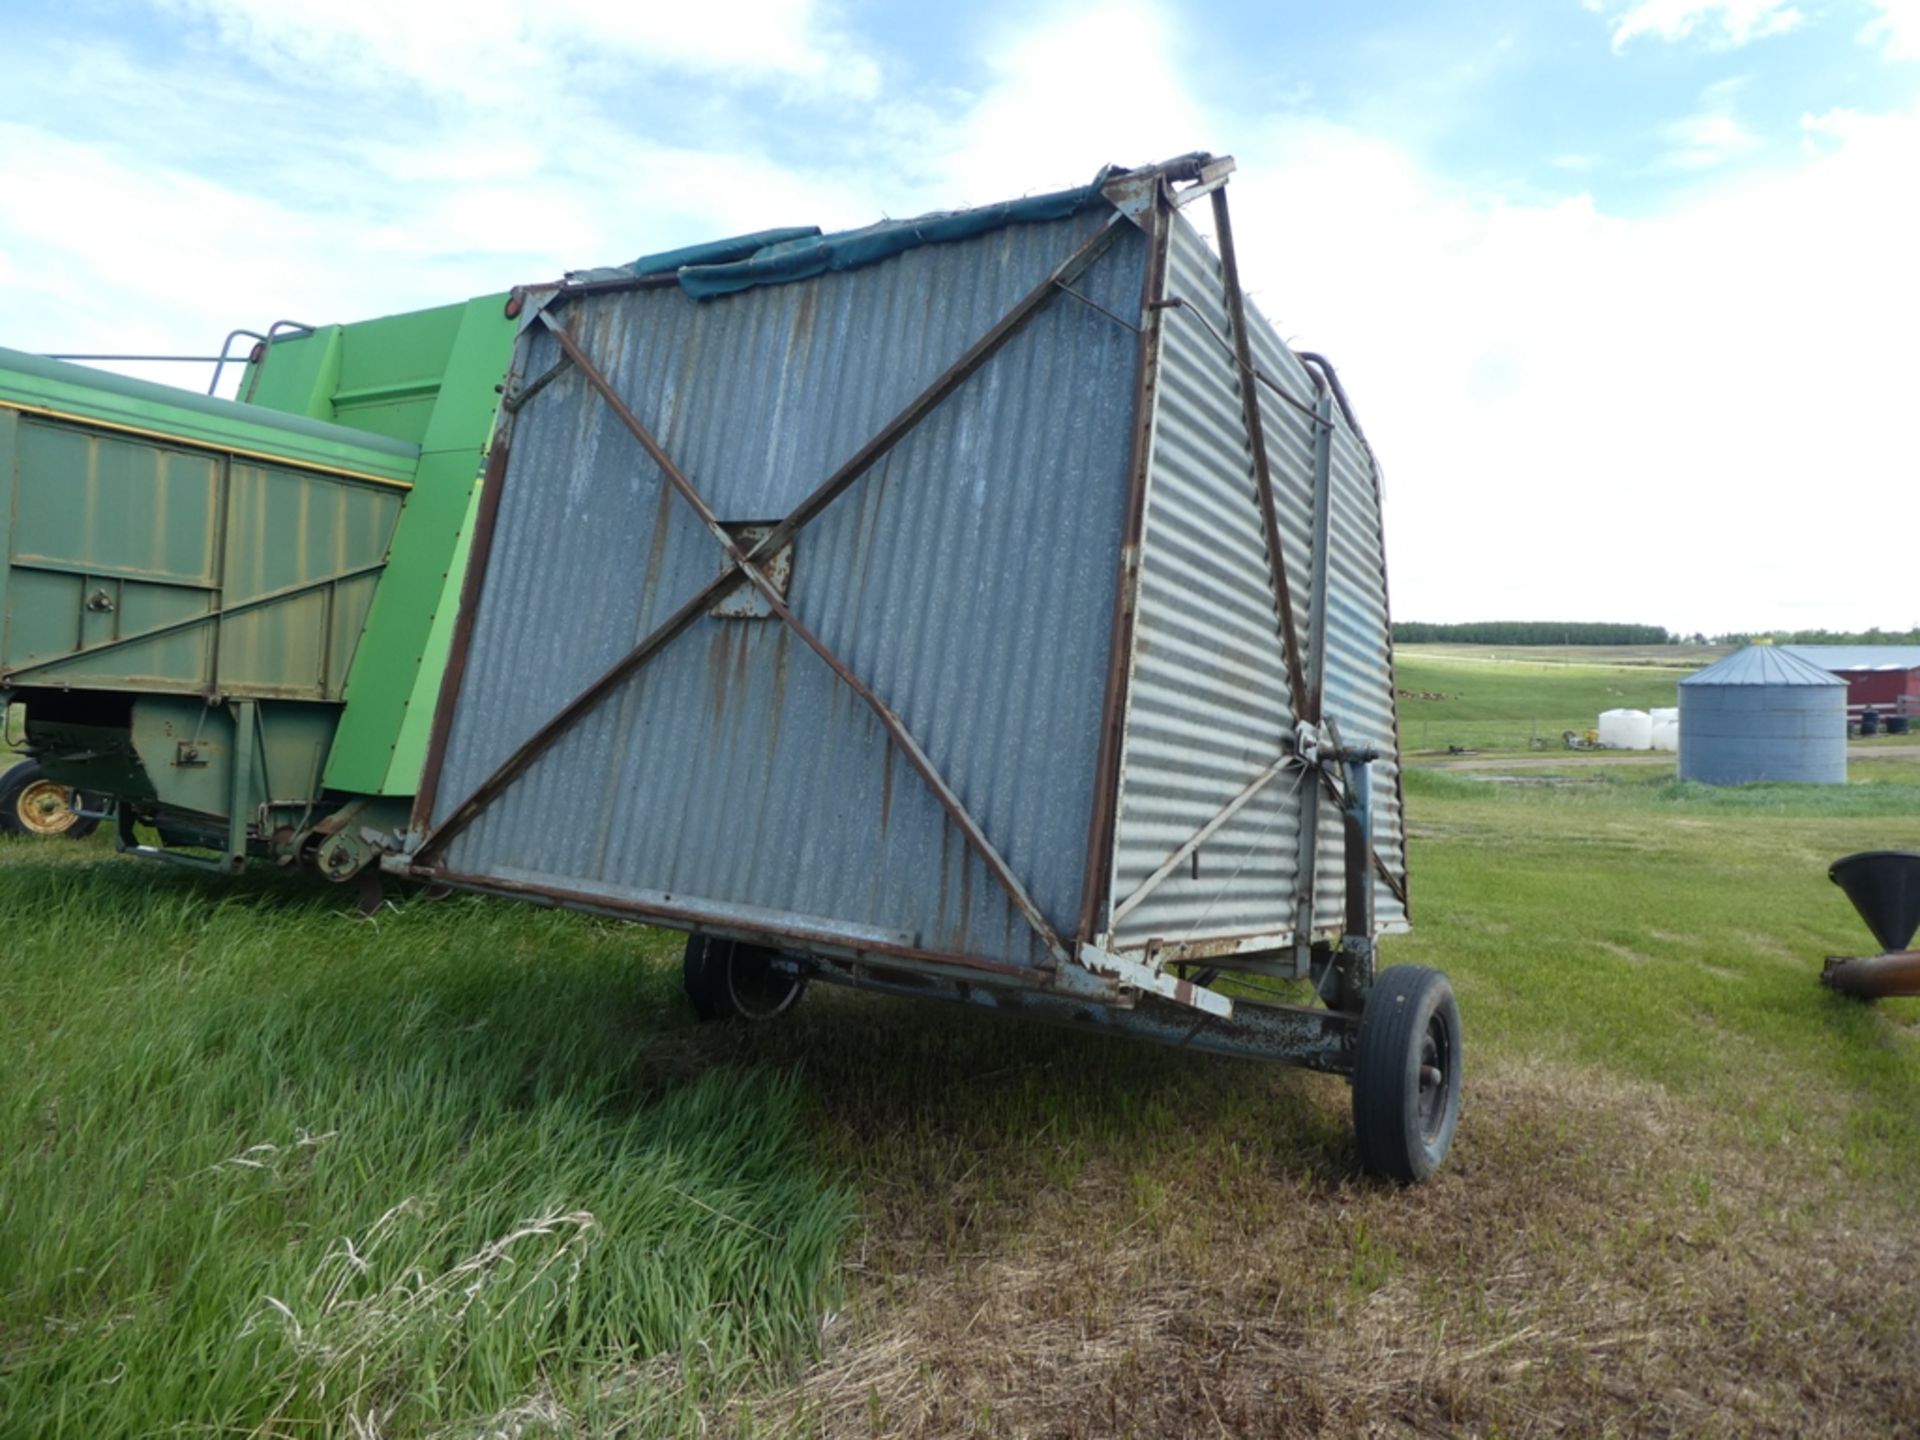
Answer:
[{"left": 736, "top": 1056, "right": 1920, "bottom": 1439}]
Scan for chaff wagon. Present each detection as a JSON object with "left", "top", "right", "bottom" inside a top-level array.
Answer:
[{"left": 395, "top": 153, "right": 1462, "bottom": 1181}]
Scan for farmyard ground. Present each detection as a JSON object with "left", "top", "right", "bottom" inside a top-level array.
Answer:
[{"left": 3, "top": 681, "right": 1917, "bottom": 1437}]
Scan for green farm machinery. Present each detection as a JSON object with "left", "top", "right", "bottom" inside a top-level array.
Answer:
[{"left": 0, "top": 294, "right": 519, "bottom": 895}]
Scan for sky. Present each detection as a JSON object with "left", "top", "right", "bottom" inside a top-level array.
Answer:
[{"left": 3, "top": 0, "right": 1916, "bottom": 636}]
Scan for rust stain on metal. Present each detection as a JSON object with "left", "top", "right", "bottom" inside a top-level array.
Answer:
[
  {"left": 706, "top": 622, "right": 733, "bottom": 719},
  {"left": 879, "top": 737, "right": 895, "bottom": 834},
  {"left": 637, "top": 476, "right": 676, "bottom": 630}
]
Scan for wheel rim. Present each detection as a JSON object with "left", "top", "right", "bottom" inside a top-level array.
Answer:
[
  {"left": 726, "top": 947, "right": 804, "bottom": 1021},
  {"left": 16, "top": 779, "right": 81, "bottom": 836},
  {"left": 1416, "top": 1012, "right": 1454, "bottom": 1144}
]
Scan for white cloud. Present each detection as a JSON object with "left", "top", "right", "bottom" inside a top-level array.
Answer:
[
  {"left": 1219, "top": 97, "right": 1920, "bottom": 632},
  {"left": 1603, "top": 0, "right": 1804, "bottom": 51},
  {"left": 1657, "top": 79, "right": 1763, "bottom": 169},
  {"left": 1861, "top": 0, "right": 1920, "bottom": 57},
  {"left": 900, "top": 1, "right": 1211, "bottom": 206},
  {"left": 4, "top": 0, "right": 1918, "bottom": 632}
]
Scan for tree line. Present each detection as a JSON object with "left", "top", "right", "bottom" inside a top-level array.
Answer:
[
  {"left": 1393, "top": 621, "right": 1673, "bottom": 645},
  {"left": 1708, "top": 627, "right": 1920, "bottom": 646}
]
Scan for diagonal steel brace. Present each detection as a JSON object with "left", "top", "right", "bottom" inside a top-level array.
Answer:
[{"left": 415, "top": 212, "right": 1136, "bottom": 966}]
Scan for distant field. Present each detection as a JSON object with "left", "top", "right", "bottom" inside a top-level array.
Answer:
[
  {"left": 1397, "top": 645, "right": 1690, "bottom": 752},
  {"left": 4, "top": 662, "right": 1919, "bottom": 1435},
  {"left": 1402, "top": 642, "right": 1729, "bottom": 669}
]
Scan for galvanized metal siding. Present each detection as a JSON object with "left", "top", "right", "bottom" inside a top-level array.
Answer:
[
  {"left": 1107, "top": 212, "right": 1407, "bottom": 951},
  {"left": 1678, "top": 684, "right": 1848, "bottom": 785},
  {"left": 430, "top": 213, "right": 1147, "bottom": 960},
  {"left": 1237, "top": 283, "right": 1407, "bottom": 936},
  {"left": 1107, "top": 218, "right": 1305, "bottom": 949},
  {"left": 1309, "top": 422, "right": 1408, "bottom": 931}
]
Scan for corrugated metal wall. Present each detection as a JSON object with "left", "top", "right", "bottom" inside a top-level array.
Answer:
[
  {"left": 1106, "top": 210, "right": 1407, "bottom": 952},
  {"left": 1678, "top": 685, "right": 1847, "bottom": 785},
  {"left": 429, "top": 211, "right": 1148, "bottom": 964}
]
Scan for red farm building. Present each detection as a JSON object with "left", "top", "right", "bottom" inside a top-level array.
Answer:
[{"left": 1783, "top": 646, "right": 1920, "bottom": 722}]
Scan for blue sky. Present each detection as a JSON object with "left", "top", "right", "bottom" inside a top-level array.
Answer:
[{"left": 3, "top": 0, "right": 1916, "bottom": 633}]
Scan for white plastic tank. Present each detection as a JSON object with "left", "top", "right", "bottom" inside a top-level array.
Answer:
[
  {"left": 1649, "top": 707, "right": 1679, "bottom": 753},
  {"left": 1598, "top": 708, "right": 1653, "bottom": 750}
]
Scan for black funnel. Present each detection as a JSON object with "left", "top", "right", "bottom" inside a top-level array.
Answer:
[{"left": 1829, "top": 851, "right": 1920, "bottom": 953}]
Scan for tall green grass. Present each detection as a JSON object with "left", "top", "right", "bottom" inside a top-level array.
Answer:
[{"left": 0, "top": 854, "right": 851, "bottom": 1438}]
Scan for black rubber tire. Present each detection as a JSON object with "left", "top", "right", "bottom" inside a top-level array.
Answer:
[
  {"left": 0, "top": 761, "right": 100, "bottom": 840},
  {"left": 681, "top": 934, "right": 808, "bottom": 1022},
  {"left": 1352, "top": 964, "right": 1462, "bottom": 1184}
]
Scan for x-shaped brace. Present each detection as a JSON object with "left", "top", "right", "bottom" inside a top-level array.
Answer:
[{"left": 414, "top": 210, "right": 1138, "bottom": 969}]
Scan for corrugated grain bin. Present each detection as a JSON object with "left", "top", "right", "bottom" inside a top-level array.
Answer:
[
  {"left": 1679, "top": 645, "right": 1847, "bottom": 785},
  {"left": 395, "top": 154, "right": 1461, "bottom": 1181}
]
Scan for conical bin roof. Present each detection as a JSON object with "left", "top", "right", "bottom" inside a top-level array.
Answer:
[{"left": 1681, "top": 645, "right": 1846, "bottom": 688}]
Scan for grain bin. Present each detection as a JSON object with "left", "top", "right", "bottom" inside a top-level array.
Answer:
[
  {"left": 394, "top": 154, "right": 1462, "bottom": 1181},
  {"left": 1678, "top": 646, "right": 1847, "bottom": 785}
]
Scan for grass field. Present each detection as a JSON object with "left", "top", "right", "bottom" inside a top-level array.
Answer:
[
  {"left": 1397, "top": 646, "right": 1690, "bottom": 753},
  {"left": 4, "top": 673, "right": 1919, "bottom": 1436}
]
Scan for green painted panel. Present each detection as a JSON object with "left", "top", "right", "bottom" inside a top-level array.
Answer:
[
  {"left": 1, "top": 415, "right": 402, "bottom": 699},
  {"left": 240, "top": 326, "right": 344, "bottom": 423},
  {"left": 7, "top": 570, "right": 212, "bottom": 690},
  {"left": 11, "top": 420, "right": 220, "bottom": 585},
  {"left": 247, "top": 303, "right": 468, "bottom": 445},
  {"left": 0, "top": 345, "right": 417, "bottom": 482},
  {"left": 384, "top": 474, "right": 484, "bottom": 794},
  {"left": 320, "top": 295, "right": 517, "bottom": 794}
]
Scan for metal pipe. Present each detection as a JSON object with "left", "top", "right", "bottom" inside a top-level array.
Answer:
[
  {"left": 1821, "top": 951, "right": 1920, "bottom": 1000},
  {"left": 224, "top": 700, "right": 256, "bottom": 872},
  {"left": 1341, "top": 752, "right": 1376, "bottom": 948}
]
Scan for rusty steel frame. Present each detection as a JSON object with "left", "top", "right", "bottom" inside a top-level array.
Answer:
[
  {"left": 411, "top": 432, "right": 517, "bottom": 832},
  {"left": 1210, "top": 185, "right": 1312, "bottom": 720},
  {"left": 1295, "top": 351, "right": 1412, "bottom": 919},
  {"left": 1075, "top": 181, "right": 1173, "bottom": 948},
  {"left": 803, "top": 953, "right": 1355, "bottom": 1071},
  {"left": 409, "top": 209, "right": 1142, "bottom": 971},
  {"left": 383, "top": 861, "right": 1065, "bottom": 986}
]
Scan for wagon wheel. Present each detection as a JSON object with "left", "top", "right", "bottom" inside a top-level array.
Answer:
[
  {"left": 0, "top": 762, "right": 100, "bottom": 839},
  {"left": 682, "top": 935, "right": 808, "bottom": 1022},
  {"left": 1351, "top": 965, "right": 1462, "bottom": 1184}
]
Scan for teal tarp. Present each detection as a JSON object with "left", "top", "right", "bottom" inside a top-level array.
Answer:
[{"left": 629, "top": 170, "right": 1114, "bottom": 300}]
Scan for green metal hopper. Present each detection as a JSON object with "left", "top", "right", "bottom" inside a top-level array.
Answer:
[{"left": 0, "top": 293, "right": 518, "bottom": 885}]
